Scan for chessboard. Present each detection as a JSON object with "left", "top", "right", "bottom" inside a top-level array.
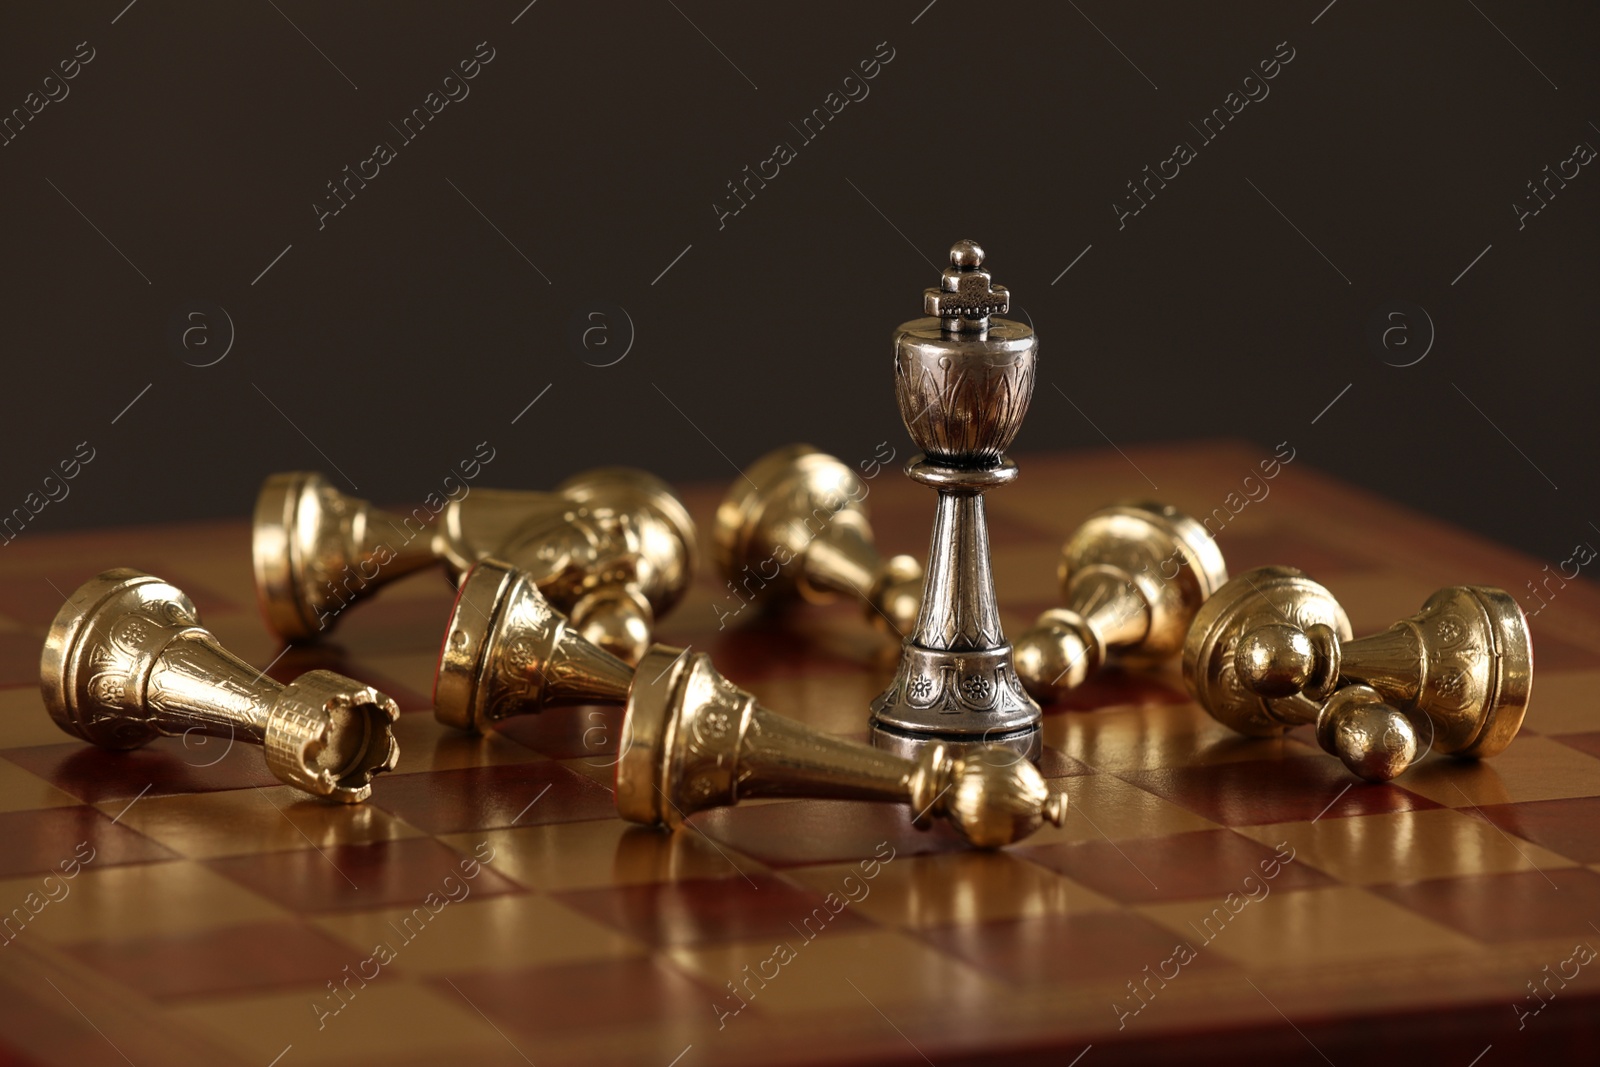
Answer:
[{"left": 1, "top": 441, "right": 1598, "bottom": 1066}]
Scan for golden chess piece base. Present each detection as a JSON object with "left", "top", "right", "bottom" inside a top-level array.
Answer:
[
  {"left": 1184, "top": 566, "right": 1532, "bottom": 781},
  {"left": 42, "top": 570, "right": 399, "bottom": 802}
]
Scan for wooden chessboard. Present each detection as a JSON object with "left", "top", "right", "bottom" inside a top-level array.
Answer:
[{"left": 2, "top": 441, "right": 1598, "bottom": 1066}]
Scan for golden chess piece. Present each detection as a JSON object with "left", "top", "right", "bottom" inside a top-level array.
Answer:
[
  {"left": 1183, "top": 566, "right": 1533, "bottom": 781},
  {"left": 252, "top": 467, "right": 695, "bottom": 663},
  {"left": 41, "top": 569, "right": 399, "bottom": 802},
  {"left": 714, "top": 444, "right": 922, "bottom": 637},
  {"left": 434, "top": 560, "right": 1068, "bottom": 848},
  {"left": 1013, "top": 503, "right": 1227, "bottom": 702}
]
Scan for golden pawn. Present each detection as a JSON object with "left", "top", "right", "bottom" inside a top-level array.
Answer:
[
  {"left": 434, "top": 560, "right": 1067, "bottom": 848},
  {"left": 1183, "top": 566, "right": 1533, "bottom": 781},
  {"left": 713, "top": 445, "right": 922, "bottom": 637},
  {"left": 42, "top": 570, "right": 399, "bottom": 802},
  {"left": 1014, "top": 503, "right": 1227, "bottom": 702},
  {"left": 252, "top": 467, "right": 695, "bottom": 663}
]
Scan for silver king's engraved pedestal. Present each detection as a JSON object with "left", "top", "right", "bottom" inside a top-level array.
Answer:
[{"left": 869, "top": 241, "right": 1042, "bottom": 759}]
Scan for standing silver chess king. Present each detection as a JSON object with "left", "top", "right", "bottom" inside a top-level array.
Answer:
[{"left": 870, "top": 241, "right": 1042, "bottom": 758}]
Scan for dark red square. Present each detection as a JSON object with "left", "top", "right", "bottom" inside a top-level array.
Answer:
[
  {"left": 370, "top": 761, "right": 614, "bottom": 835},
  {"left": 66, "top": 920, "right": 357, "bottom": 1000},
  {"left": 1372, "top": 867, "right": 1600, "bottom": 943},
  {"left": 1476, "top": 796, "right": 1600, "bottom": 864},
  {"left": 0, "top": 805, "right": 174, "bottom": 879},
  {"left": 1043, "top": 669, "right": 1191, "bottom": 713},
  {"left": 693, "top": 799, "right": 971, "bottom": 868},
  {"left": 1552, "top": 732, "right": 1600, "bottom": 761},
  {"left": 1018, "top": 829, "right": 1334, "bottom": 904},
  {"left": 1120, "top": 756, "right": 1440, "bottom": 826},
  {"left": 917, "top": 910, "right": 1235, "bottom": 987},
  {"left": 495, "top": 705, "right": 623, "bottom": 761},
  {"left": 3, "top": 739, "right": 280, "bottom": 803},
  {"left": 207, "top": 837, "right": 522, "bottom": 913},
  {"left": 553, "top": 873, "right": 873, "bottom": 947}
]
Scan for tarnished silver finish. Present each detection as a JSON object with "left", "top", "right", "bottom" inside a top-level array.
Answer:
[{"left": 870, "top": 242, "right": 1041, "bottom": 757}]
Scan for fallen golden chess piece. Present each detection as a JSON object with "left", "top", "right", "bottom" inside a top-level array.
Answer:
[
  {"left": 252, "top": 467, "right": 696, "bottom": 663},
  {"left": 1183, "top": 565, "right": 1532, "bottom": 781},
  {"left": 714, "top": 444, "right": 922, "bottom": 638},
  {"left": 1014, "top": 502, "right": 1227, "bottom": 702},
  {"left": 434, "top": 559, "right": 1067, "bottom": 848},
  {"left": 42, "top": 569, "right": 399, "bottom": 802}
]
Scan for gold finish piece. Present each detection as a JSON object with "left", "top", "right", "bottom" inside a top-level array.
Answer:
[
  {"left": 1183, "top": 566, "right": 1533, "bottom": 781},
  {"left": 433, "top": 559, "right": 635, "bottom": 733},
  {"left": 41, "top": 569, "right": 399, "bottom": 802},
  {"left": 434, "top": 561, "right": 1067, "bottom": 847},
  {"left": 251, "top": 467, "right": 696, "bottom": 662},
  {"left": 1014, "top": 503, "right": 1227, "bottom": 702},
  {"left": 713, "top": 444, "right": 922, "bottom": 637}
]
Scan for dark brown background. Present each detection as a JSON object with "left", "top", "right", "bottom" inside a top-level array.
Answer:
[{"left": 0, "top": 1, "right": 1594, "bottom": 569}]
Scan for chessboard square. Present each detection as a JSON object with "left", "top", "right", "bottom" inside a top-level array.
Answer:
[
  {"left": 317, "top": 583, "right": 459, "bottom": 658},
  {"left": 0, "top": 687, "right": 78, "bottom": 749},
  {"left": 3, "top": 738, "right": 279, "bottom": 803},
  {"left": 0, "top": 757, "right": 79, "bottom": 813},
  {"left": 449, "top": 820, "right": 763, "bottom": 892},
  {"left": 0, "top": 804, "right": 174, "bottom": 879},
  {"left": 784, "top": 851, "right": 1116, "bottom": 929},
  {"left": 692, "top": 799, "right": 971, "bottom": 867},
  {"left": 1553, "top": 732, "right": 1600, "bottom": 762},
  {"left": 1020, "top": 829, "right": 1333, "bottom": 904},
  {"left": 1138, "top": 886, "right": 1482, "bottom": 968},
  {"left": 552, "top": 873, "right": 873, "bottom": 948},
  {"left": 1399, "top": 737, "right": 1600, "bottom": 807},
  {"left": 207, "top": 837, "right": 522, "bottom": 913},
  {"left": 352, "top": 652, "right": 444, "bottom": 712},
  {"left": 65, "top": 919, "right": 357, "bottom": 1001},
  {"left": 1235, "top": 808, "right": 1577, "bottom": 886},
  {"left": 312, "top": 894, "right": 644, "bottom": 975},
  {"left": 1015, "top": 772, "right": 1217, "bottom": 848},
  {"left": 1043, "top": 703, "right": 1320, "bottom": 774},
  {"left": 1121, "top": 756, "right": 1439, "bottom": 826},
  {"left": 387, "top": 711, "right": 545, "bottom": 776},
  {"left": 1212, "top": 525, "right": 1379, "bottom": 581},
  {"left": 431, "top": 956, "right": 718, "bottom": 1039},
  {"left": 1518, "top": 670, "right": 1600, "bottom": 735},
  {"left": 0, "top": 633, "right": 47, "bottom": 688},
  {"left": 167, "top": 981, "right": 509, "bottom": 1066},
  {"left": 495, "top": 704, "right": 624, "bottom": 760},
  {"left": 742, "top": 666, "right": 897, "bottom": 737},
  {"left": 1477, "top": 796, "right": 1600, "bottom": 864},
  {"left": 1036, "top": 744, "right": 1095, "bottom": 778},
  {"left": 916, "top": 909, "right": 1235, "bottom": 987},
  {"left": 1370, "top": 867, "right": 1600, "bottom": 943},
  {"left": 100, "top": 784, "right": 421, "bottom": 859},
  {"left": 1036, "top": 667, "right": 1192, "bottom": 715},
  {"left": 370, "top": 760, "right": 614, "bottom": 835},
  {"left": 5, "top": 860, "right": 284, "bottom": 944},
  {"left": 1524, "top": 630, "right": 1600, "bottom": 671},
  {"left": 668, "top": 928, "right": 1006, "bottom": 1017}
]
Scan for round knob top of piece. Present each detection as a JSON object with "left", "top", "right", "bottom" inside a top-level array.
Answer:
[
  {"left": 1235, "top": 624, "right": 1316, "bottom": 698},
  {"left": 950, "top": 240, "right": 984, "bottom": 268}
]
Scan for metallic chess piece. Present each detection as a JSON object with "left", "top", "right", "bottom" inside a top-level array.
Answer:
[
  {"left": 252, "top": 467, "right": 696, "bottom": 663},
  {"left": 41, "top": 569, "right": 399, "bottom": 802},
  {"left": 870, "top": 241, "right": 1042, "bottom": 758},
  {"left": 435, "top": 560, "right": 1068, "bottom": 848},
  {"left": 1183, "top": 565, "right": 1533, "bottom": 781},
  {"left": 1014, "top": 503, "right": 1227, "bottom": 702},
  {"left": 713, "top": 444, "right": 922, "bottom": 637}
]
